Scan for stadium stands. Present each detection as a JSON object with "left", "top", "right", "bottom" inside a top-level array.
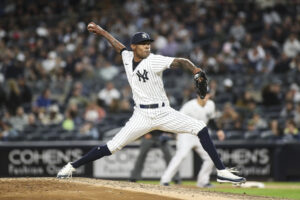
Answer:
[{"left": 0, "top": 0, "right": 299, "bottom": 142}]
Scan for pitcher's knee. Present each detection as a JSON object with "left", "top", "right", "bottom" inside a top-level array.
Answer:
[{"left": 107, "top": 142, "right": 124, "bottom": 154}]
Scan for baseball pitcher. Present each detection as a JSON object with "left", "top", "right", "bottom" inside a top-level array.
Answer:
[{"left": 57, "top": 22, "right": 246, "bottom": 184}]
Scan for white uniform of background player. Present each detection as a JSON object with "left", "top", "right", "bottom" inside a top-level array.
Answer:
[
  {"left": 57, "top": 22, "right": 245, "bottom": 185},
  {"left": 161, "top": 94, "right": 225, "bottom": 187}
]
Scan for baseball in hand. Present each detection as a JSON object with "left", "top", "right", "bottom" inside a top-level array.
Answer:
[{"left": 88, "top": 23, "right": 95, "bottom": 28}]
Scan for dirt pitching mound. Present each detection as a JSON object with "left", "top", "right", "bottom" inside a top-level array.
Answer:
[{"left": 0, "top": 178, "right": 274, "bottom": 200}]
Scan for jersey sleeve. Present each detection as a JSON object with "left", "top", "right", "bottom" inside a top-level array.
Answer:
[
  {"left": 121, "top": 49, "right": 133, "bottom": 69},
  {"left": 151, "top": 54, "right": 175, "bottom": 73}
]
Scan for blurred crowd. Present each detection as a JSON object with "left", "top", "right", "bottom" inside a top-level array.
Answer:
[{"left": 0, "top": 0, "right": 300, "bottom": 142}]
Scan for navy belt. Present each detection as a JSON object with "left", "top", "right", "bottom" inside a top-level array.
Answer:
[{"left": 139, "top": 102, "right": 165, "bottom": 109}]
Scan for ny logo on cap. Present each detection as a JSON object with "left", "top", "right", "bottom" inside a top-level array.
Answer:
[{"left": 142, "top": 33, "right": 148, "bottom": 39}]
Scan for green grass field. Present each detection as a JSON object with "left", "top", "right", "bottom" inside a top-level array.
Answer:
[{"left": 139, "top": 180, "right": 300, "bottom": 200}]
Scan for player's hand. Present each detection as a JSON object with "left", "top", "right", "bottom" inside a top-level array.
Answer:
[
  {"left": 217, "top": 130, "right": 225, "bottom": 141},
  {"left": 87, "top": 22, "right": 104, "bottom": 35},
  {"left": 145, "top": 133, "right": 152, "bottom": 139}
]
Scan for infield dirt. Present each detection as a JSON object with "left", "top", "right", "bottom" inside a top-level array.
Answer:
[{"left": 0, "top": 178, "right": 279, "bottom": 200}]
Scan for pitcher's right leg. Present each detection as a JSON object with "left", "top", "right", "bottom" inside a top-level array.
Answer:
[{"left": 57, "top": 110, "right": 151, "bottom": 178}]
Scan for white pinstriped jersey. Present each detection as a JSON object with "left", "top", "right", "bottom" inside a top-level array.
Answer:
[
  {"left": 180, "top": 99, "right": 216, "bottom": 124},
  {"left": 121, "top": 50, "right": 174, "bottom": 105}
]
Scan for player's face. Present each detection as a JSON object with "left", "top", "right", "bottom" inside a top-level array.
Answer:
[{"left": 131, "top": 41, "right": 151, "bottom": 60}]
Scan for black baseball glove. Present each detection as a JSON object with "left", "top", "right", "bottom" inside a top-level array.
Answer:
[{"left": 194, "top": 70, "right": 208, "bottom": 99}]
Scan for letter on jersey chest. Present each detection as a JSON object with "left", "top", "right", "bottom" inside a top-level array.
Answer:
[{"left": 136, "top": 69, "right": 149, "bottom": 82}]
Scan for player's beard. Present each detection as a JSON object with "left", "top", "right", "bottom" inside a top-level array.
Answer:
[
  {"left": 137, "top": 50, "right": 150, "bottom": 59},
  {"left": 143, "top": 50, "right": 150, "bottom": 58}
]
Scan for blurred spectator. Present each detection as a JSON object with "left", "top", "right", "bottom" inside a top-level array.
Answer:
[
  {"left": 262, "top": 82, "right": 282, "bottom": 106},
  {"left": 294, "top": 103, "right": 300, "bottom": 128},
  {"left": 41, "top": 51, "right": 60, "bottom": 73},
  {"left": 256, "top": 51, "right": 275, "bottom": 74},
  {"left": 244, "top": 119, "right": 260, "bottom": 139},
  {"left": 247, "top": 12, "right": 264, "bottom": 35},
  {"left": 208, "top": 79, "right": 218, "bottom": 100},
  {"left": 24, "top": 113, "right": 39, "bottom": 130},
  {"left": 62, "top": 108, "right": 76, "bottom": 132},
  {"left": 6, "top": 79, "right": 22, "bottom": 115},
  {"left": 41, "top": 104, "right": 64, "bottom": 125},
  {"left": 0, "top": 82, "right": 6, "bottom": 109},
  {"left": 247, "top": 44, "right": 266, "bottom": 72},
  {"left": 212, "top": 22, "right": 226, "bottom": 44},
  {"left": 283, "top": 119, "right": 299, "bottom": 141},
  {"left": 119, "top": 85, "right": 133, "bottom": 112},
  {"left": 250, "top": 112, "right": 268, "bottom": 130},
  {"left": 289, "top": 55, "right": 300, "bottom": 73},
  {"left": 67, "top": 103, "right": 82, "bottom": 126},
  {"left": 273, "top": 53, "right": 291, "bottom": 73},
  {"left": 73, "top": 60, "right": 94, "bottom": 80},
  {"left": 17, "top": 77, "right": 32, "bottom": 106},
  {"left": 216, "top": 78, "right": 237, "bottom": 103},
  {"left": 84, "top": 102, "right": 106, "bottom": 123},
  {"left": 244, "top": 99, "right": 261, "bottom": 119},
  {"left": 280, "top": 101, "right": 295, "bottom": 119},
  {"left": 79, "top": 122, "right": 99, "bottom": 139},
  {"left": 97, "top": 60, "right": 119, "bottom": 81},
  {"left": 160, "top": 35, "right": 179, "bottom": 57},
  {"left": 262, "top": 8, "right": 281, "bottom": 25},
  {"left": 153, "top": 33, "right": 168, "bottom": 52},
  {"left": 98, "top": 82, "right": 121, "bottom": 108},
  {"left": 229, "top": 19, "right": 246, "bottom": 41},
  {"left": 36, "top": 88, "right": 52, "bottom": 108},
  {"left": 289, "top": 83, "right": 300, "bottom": 103},
  {"left": 283, "top": 33, "right": 300, "bottom": 58},
  {"left": 181, "top": 85, "right": 195, "bottom": 105},
  {"left": 190, "top": 46, "right": 204, "bottom": 65},
  {"left": 236, "top": 91, "right": 253, "bottom": 110},
  {"left": 67, "top": 82, "right": 89, "bottom": 108},
  {"left": 261, "top": 36, "right": 280, "bottom": 58},
  {"left": 261, "top": 119, "right": 282, "bottom": 140},
  {"left": 0, "top": 118, "right": 18, "bottom": 141},
  {"left": 222, "top": 37, "right": 239, "bottom": 62},
  {"left": 8, "top": 106, "right": 28, "bottom": 132},
  {"left": 227, "top": 56, "right": 244, "bottom": 74},
  {"left": 218, "top": 102, "right": 240, "bottom": 130}
]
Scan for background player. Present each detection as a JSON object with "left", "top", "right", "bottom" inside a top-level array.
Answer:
[
  {"left": 161, "top": 91, "right": 226, "bottom": 187},
  {"left": 57, "top": 22, "right": 246, "bottom": 184}
]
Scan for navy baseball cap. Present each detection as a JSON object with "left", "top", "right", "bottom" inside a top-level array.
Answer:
[{"left": 131, "top": 32, "right": 154, "bottom": 44}]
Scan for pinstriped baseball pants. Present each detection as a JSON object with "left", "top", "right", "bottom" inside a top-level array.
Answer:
[{"left": 107, "top": 106, "right": 206, "bottom": 153}]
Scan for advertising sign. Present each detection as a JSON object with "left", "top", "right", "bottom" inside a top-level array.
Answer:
[
  {"left": 0, "top": 146, "right": 90, "bottom": 177},
  {"left": 93, "top": 147, "right": 193, "bottom": 179}
]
